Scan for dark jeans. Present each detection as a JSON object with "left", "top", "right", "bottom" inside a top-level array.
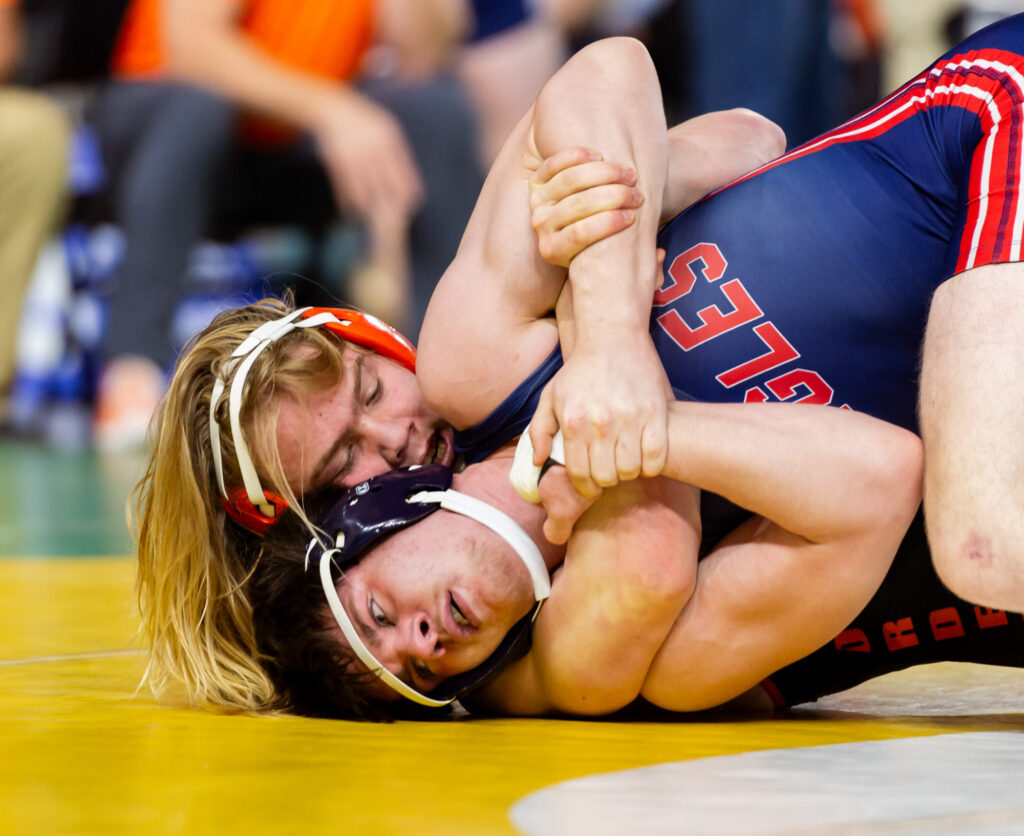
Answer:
[
  {"left": 679, "top": 0, "right": 842, "bottom": 148},
  {"left": 89, "top": 74, "right": 482, "bottom": 366}
]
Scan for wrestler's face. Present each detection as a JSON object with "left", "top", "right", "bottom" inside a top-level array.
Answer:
[
  {"left": 274, "top": 348, "right": 455, "bottom": 493},
  {"left": 328, "top": 511, "right": 536, "bottom": 699}
]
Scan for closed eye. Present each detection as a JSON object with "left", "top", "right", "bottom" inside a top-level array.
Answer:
[{"left": 366, "top": 379, "right": 383, "bottom": 407}]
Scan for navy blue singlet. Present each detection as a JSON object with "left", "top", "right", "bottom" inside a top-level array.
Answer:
[{"left": 455, "top": 15, "right": 1024, "bottom": 705}]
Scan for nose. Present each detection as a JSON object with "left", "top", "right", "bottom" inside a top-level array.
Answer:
[
  {"left": 340, "top": 417, "right": 413, "bottom": 485},
  {"left": 360, "top": 414, "right": 411, "bottom": 467},
  {"left": 400, "top": 612, "right": 444, "bottom": 661}
]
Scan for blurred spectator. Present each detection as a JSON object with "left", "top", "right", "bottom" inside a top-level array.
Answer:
[
  {"left": 454, "top": 0, "right": 684, "bottom": 167},
  {"left": 456, "top": 0, "right": 567, "bottom": 165},
  {"left": 89, "top": 0, "right": 482, "bottom": 449},
  {"left": 878, "top": 0, "right": 963, "bottom": 94},
  {"left": 652, "top": 0, "right": 863, "bottom": 148},
  {"left": 0, "top": 0, "right": 70, "bottom": 425}
]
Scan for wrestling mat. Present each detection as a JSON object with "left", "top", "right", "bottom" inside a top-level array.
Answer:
[{"left": 2, "top": 440, "right": 1022, "bottom": 836}]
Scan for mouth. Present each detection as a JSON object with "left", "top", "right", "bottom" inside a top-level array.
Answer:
[
  {"left": 424, "top": 428, "right": 456, "bottom": 467},
  {"left": 443, "top": 590, "right": 478, "bottom": 638}
]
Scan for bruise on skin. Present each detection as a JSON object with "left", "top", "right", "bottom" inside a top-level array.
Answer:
[{"left": 964, "top": 532, "right": 994, "bottom": 566}]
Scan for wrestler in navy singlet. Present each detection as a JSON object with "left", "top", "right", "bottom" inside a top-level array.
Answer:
[
  {"left": 651, "top": 13, "right": 1024, "bottom": 430},
  {"left": 455, "top": 15, "right": 1024, "bottom": 706}
]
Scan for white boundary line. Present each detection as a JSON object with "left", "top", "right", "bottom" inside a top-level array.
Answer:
[{"left": 0, "top": 648, "right": 143, "bottom": 667}]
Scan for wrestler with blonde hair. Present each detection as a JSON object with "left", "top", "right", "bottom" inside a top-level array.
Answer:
[{"left": 132, "top": 297, "right": 453, "bottom": 709}]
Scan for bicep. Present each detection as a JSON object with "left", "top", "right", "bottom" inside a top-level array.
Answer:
[
  {"left": 417, "top": 108, "right": 566, "bottom": 428},
  {"left": 514, "top": 477, "right": 699, "bottom": 716}
]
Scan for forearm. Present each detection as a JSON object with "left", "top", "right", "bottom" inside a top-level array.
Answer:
[
  {"left": 663, "top": 401, "right": 923, "bottom": 544},
  {"left": 0, "top": 5, "right": 21, "bottom": 81},
  {"left": 638, "top": 402, "right": 923, "bottom": 711},
  {"left": 641, "top": 510, "right": 902, "bottom": 711},
  {"left": 920, "top": 264, "right": 1024, "bottom": 609},
  {"left": 531, "top": 37, "right": 667, "bottom": 338},
  {"left": 165, "top": 0, "right": 342, "bottom": 132},
  {"left": 476, "top": 475, "right": 700, "bottom": 716}
]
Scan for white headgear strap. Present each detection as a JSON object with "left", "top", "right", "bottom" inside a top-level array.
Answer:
[{"left": 209, "top": 307, "right": 339, "bottom": 516}]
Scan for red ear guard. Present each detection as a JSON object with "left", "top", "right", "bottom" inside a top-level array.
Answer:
[
  {"left": 221, "top": 487, "right": 289, "bottom": 536},
  {"left": 301, "top": 307, "right": 416, "bottom": 373},
  {"left": 214, "top": 306, "right": 417, "bottom": 536}
]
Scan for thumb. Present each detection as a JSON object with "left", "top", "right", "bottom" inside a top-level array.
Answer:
[{"left": 530, "top": 385, "right": 559, "bottom": 466}]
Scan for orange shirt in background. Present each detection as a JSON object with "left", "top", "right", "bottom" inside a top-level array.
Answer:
[
  {"left": 111, "top": 0, "right": 376, "bottom": 142},
  {"left": 112, "top": 0, "right": 375, "bottom": 82}
]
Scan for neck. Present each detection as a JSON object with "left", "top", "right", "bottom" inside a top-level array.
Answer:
[{"left": 450, "top": 443, "right": 566, "bottom": 573}]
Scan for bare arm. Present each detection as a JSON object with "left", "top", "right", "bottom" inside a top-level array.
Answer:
[
  {"left": 524, "top": 107, "right": 785, "bottom": 498},
  {"left": 524, "top": 37, "right": 671, "bottom": 498},
  {"left": 164, "top": 0, "right": 423, "bottom": 217},
  {"left": 467, "top": 473, "right": 700, "bottom": 717},
  {"left": 529, "top": 109, "right": 786, "bottom": 268},
  {"left": 639, "top": 402, "right": 923, "bottom": 711},
  {"left": 920, "top": 263, "right": 1024, "bottom": 611},
  {"left": 420, "top": 39, "right": 781, "bottom": 436},
  {"left": 470, "top": 402, "right": 922, "bottom": 716},
  {"left": 0, "top": 2, "right": 21, "bottom": 81},
  {"left": 419, "top": 38, "right": 668, "bottom": 432}
]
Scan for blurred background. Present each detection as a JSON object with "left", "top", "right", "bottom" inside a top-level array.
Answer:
[{"left": 0, "top": 0, "right": 1020, "bottom": 459}]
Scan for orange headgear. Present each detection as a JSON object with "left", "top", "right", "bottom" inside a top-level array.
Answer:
[{"left": 208, "top": 306, "right": 416, "bottom": 535}]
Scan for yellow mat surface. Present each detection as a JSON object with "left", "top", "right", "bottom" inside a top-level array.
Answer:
[{"left": 2, "top": 555, "right": 1022, "bottom": 835}]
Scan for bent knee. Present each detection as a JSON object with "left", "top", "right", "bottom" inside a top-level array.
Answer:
[
  {"left": 0, "top": 91, "right": 70, "bottom": 167},
  {"left": 928, "top": 525, "right": 1024, "bottom": 611},
  {"left": 723, "top": 108, "right": 787, "bottom": 158}
]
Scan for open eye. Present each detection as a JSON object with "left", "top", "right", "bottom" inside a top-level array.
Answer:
[{"left": 369, "top": 596, "right": 391, "bottom": 627}]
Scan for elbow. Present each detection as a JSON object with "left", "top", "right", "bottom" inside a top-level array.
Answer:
[
  {"left": 614, "top": 546, "right": 696, "bottom": 618},
  {"left": 883, "top": 428, "right": 925, "bottom": 529},
  {"left": 855, "top": 426, "right": 923, "bottom": 539},
  {"left": 162, "top": 10, "right": 224, "bottom": 81},
  {"left": 535, "top": 36, "right": 655, "bottom": 117},
  {"left": 164, "top": 28, "right": 202, "bottom": 78},
  {"left": 725, "top": 108, "right": 787, "bottom": 161}
]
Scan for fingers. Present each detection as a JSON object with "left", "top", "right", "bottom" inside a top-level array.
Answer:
[
  {"left": 537, "top": 466, "right": 600, "bottom": 545},
  {"left": 535, "top": 208, "right": 638, "bottom": 266},
  {"left": 639, "top": 416, "right": 668, "bottom": 478},
  {"left": 529, "top": 147, "right": 603, "bottom": 191},
  {"left": 529, "top": 148, "right": 642, "bottom": 267},
  {"left": 529, "top": 386, "right": 559, "bottom": 466},
  {"left": 530, "top": 156, "right": 637, "bottom": 208},
  {"left": 559, "top": 411, "right": 606, "bottom": 498}
]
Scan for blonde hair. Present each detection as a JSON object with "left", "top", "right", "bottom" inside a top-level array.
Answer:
[{"left": 132, "top": 296, "right": 349, "bottom": 711}]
